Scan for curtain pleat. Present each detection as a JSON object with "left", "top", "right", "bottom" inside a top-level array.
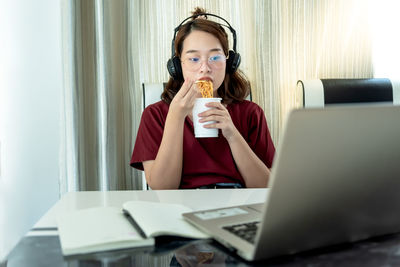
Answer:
[
  {"left": 76, "top": 0, "right": 100, "bottom": 190},
  {"left": 61, "top": 0, "right": 102, "bottom": 192},
  {"left": 100, "top": 0, "right": 135, "bottom": 190},
  {"left": 253, "top": 0, "right": 373, "bottom": 144},
  {"left": 60, "top": 0, "right": 374, "bottom": 193},
  {"left": 61, "top": 0, "right": 141, "bottom": 191}
]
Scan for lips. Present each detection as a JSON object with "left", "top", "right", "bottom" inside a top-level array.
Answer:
[{"left": 198, "top": 77, "right": 213, "bottom": 82}]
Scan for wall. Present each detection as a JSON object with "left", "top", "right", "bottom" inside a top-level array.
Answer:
[{"left": 0, "top": 0, "right": 62, "bottom": 261}]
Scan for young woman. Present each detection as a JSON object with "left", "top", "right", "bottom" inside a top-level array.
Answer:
[{"left": 130, "top": 8, "right": 275, "bottom": 189}]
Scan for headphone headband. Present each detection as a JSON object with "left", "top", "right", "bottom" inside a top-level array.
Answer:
[
  {"left": 167, "top": 12, "right": 241, "bottom": 80},
  {"left": 170, "top": 13, "right": 237, "bottom": 57}
]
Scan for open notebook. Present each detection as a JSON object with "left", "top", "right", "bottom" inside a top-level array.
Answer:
[{"left": 57, "top": 201, "right": 209, "bottom": 256}]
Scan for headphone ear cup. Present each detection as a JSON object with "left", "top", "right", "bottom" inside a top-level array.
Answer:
[
  {"left": 167, "top": 56, "right": 183, "bottom": 80},
  {"left": 226, "top": 50, "right": 241, "bottom": 74},
  {"left": 167, "top": 58, "right": 176, "bottom": 78},
  {"left": 173, "top": 57, "right": 183, "bottom": 80}
]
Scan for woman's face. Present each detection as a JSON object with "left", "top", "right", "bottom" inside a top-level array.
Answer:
[{"left": 180, "top": 30, "right": 226, "bottom": 96}]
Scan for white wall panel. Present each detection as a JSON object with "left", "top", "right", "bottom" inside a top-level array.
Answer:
[{"left": 0, "top": 0, "right": 62, "bottom": 261}]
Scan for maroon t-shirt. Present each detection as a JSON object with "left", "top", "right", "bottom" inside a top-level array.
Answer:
[{"left": 130, "top": 100, "right": 275, "bottom": 188}]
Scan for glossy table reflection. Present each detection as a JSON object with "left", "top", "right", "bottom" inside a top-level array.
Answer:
[
  {"left": 6, "top": 189, "right": 400, "bottom": 266},
  {"left": 7, "top": 233, "right": 400, "bottom": 266}
]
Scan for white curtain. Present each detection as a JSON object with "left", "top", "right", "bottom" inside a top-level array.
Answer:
[
  {"left": 369, "top": 0, "right": 400, "bottom": 78},
  {"left": 60, "top": 0, "right": 141, "bottom": 192},
  {"left": 253, "top": 0, "right": 373, "bottom": 141},
  {"left": 59, "top": 0, "right": 373, "bottom": 193}
]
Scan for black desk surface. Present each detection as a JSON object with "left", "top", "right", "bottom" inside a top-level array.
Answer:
[{"left": 5, "top": 233, "right": 400, "bottom": 267}]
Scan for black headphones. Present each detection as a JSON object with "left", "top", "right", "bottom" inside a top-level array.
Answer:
[{"left": 167, "top": 13, "right": 241, "bottom": 80}]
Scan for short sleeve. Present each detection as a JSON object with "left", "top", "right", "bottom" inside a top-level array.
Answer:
[
  {"left": 245, "top": 104, "right": 275, "bottom": 168},
  {"left": 130, "top": 102, "right": 167, "bottom": 170}
]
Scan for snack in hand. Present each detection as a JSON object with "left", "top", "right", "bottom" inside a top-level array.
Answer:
[{"left": 195, "top": 80, "right": 213, "bottom": 98}]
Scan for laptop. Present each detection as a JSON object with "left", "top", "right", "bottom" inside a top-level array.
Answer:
[{"left": 183, "top": 104, "right": 400, "bottom": 261}]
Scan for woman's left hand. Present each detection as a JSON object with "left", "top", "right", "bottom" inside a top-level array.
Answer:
[{"left": 198, "top": 102, "right": 239, "bottom": 143}]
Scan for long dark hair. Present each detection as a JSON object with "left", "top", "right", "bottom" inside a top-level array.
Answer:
[{"left": 162, "top": 7, "right": 251, "bottom": 105}]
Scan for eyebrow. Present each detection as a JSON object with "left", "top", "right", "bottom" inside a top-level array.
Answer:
[{"left": 185, "top": 48, "right": 223, "bottom": 54}]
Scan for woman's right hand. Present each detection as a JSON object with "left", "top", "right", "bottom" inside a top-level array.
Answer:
[
  {"left": 145, "top": 79, "right": 200, "bottom": 189},
  {"left": 168, "top": 79, "right": 199, "bottom": 120}
]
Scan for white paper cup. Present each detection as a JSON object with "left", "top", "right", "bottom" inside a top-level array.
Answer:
[{"left": 192, "top": 98, "right": 222, "bottom": 138}]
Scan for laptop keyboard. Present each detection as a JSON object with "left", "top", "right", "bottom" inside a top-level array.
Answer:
[{"left": 222, "top": 221, "right": 260, "bottom": 244}]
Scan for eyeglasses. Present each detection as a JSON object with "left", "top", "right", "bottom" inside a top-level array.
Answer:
[{"left": 181, "top": 54, "right": 227, "bottom": 71}]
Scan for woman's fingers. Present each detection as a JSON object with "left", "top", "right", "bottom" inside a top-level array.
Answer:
[
  {"left": 195, "top": 102, "right": 239, "bottom": 140},
  {"left": 198, "top": 102, "right": 226, "bottom": 117},
  {"left": 174, "top": 80, "right": 201, "bottom": 106},
  {"left": 183, "top": 81, "right": 201, "bottom": 102},
  {"left": 169, "top": 79, "right": 201, "bottom": 118},
  {"left": 175, "top": 79, "right": 194, "bottom": 99}
]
